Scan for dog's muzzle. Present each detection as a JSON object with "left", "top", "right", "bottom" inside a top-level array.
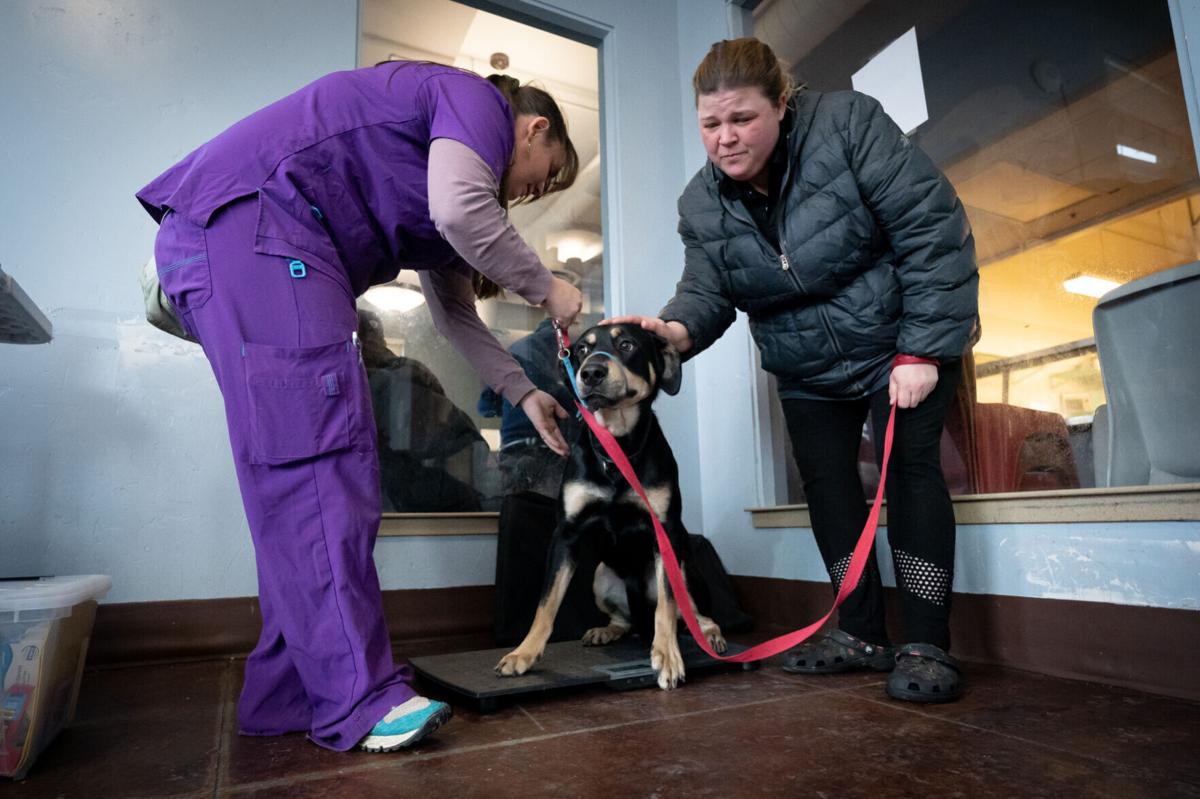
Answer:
[{"left": 576, "top": 352, "right": 629, "bottom": 409}]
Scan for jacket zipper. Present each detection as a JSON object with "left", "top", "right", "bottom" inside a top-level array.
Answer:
[
  {"left": 816, "top": 303, "right": 852, "bottom": 386},
  {"left": 775, "top": 115, "right": 804, "bottom": 293}
]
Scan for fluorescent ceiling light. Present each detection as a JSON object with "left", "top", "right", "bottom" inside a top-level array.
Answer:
[
  {"left": 546, "top": 228, "right": 603, "bottom": 263},
  {"left": 1063, "top": 275, "right": 1120, "bottom": 298},
  {"left": 1116, "top": 144, "right": 1158, "bottom": 164},
  {"left": 364, "top": 284, "right": 425, "bottom": 313}
]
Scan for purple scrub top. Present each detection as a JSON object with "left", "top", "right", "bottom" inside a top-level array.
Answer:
[{"left": 137, "top": 62, "right": 515, "bottom": 296}]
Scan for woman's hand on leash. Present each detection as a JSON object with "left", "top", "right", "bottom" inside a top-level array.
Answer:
[
  {"left": 601, "top": 315, "right": 693, "bottom": 354},
  {"left": 542, "top": 276, "right": 583, "bottom": 330},
  {"left": 889, "top": 363, "right": 938, "bottom": 408},
  {"left": 521, "top": 389, "right": 571, "bottom": 456}
]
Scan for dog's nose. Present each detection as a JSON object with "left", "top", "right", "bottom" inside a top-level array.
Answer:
[{"left": 579, "top": 361, "right": 608, "bottom": 387}]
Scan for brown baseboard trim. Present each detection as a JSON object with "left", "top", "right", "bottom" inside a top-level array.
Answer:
[
  {"left": 91, "top": 580, "right": 1198, "bottom": 702},
  {"left": 89, "top": 586, "right": 495, "bottom": 667},
  {"left": 731, "top": 576, "right": 1200, "bottom": 701}
]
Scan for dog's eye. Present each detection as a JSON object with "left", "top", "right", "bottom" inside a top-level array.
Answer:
[
  {"left": 575, "top": 343, "right": 590, "bottom": 356},
  {"left": 618, "top": 339, "right": 635, "bottom": 353}
]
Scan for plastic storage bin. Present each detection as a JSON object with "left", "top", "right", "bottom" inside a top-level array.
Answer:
[{"left": 0, "top": 575, "right": 111, "bottom": 780}]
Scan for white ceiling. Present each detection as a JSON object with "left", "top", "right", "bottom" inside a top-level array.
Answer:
[{"left": 361, "top": 0, "right": 598, "bottom": 95}]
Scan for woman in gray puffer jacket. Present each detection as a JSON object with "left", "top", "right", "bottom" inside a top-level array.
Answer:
[{"left": 610, "top": 38, "right": 978, "bottom": 703}]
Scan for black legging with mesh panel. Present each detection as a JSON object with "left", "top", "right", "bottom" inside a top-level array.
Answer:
[{"left": 781, "top": 360, "right": 962, "bottom": 650}]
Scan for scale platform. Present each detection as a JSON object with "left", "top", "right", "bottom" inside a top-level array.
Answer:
[{"left": 410, "top": 637, "right": 758, "bottom": 712}]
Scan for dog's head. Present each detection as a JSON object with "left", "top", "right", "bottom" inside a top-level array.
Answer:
[{"left": 567, "top": 323, "right": 681, "bottom": 412}]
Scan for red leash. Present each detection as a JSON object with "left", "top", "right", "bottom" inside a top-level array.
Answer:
[{"left": 555, "top": 323, "right": 896, "bottom": 662}]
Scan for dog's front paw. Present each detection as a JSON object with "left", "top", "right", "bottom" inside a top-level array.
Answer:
[
  {"left": 495, "top": 647, "right": 541, "bottom": 677},
  {"left": 582, "top": 624, "right": 627, "bottom": 646},
  {"left": 704, "top": 624, "right": 728, "bottom": 654},
  {"left": 650, "top": 638, "right": 686, "bottom": 690}
]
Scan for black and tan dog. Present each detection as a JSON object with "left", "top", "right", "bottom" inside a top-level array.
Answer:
[{"left": 495, "top": 323, "right": 726, "bottom": 690}]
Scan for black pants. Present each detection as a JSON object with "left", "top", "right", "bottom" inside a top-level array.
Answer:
[{"left": 781, "top": 360, "right": 961, "bottom": 650}]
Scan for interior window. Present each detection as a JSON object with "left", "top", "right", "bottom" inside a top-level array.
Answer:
[
  {"left": 754, "top": 0, "right": 1200, "bottom": 498},
  {"left": 358, "top": 0, "right": 603, "bottom": 512}
]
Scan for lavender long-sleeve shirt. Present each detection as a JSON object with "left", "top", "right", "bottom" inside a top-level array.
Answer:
[{"left": 424, "top": 137, "right": 551, "bottom": 405}]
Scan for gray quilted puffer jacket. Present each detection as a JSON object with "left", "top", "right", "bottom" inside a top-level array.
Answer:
[{"left": 661, "top": 90, "right": 979, "bottom": 399}]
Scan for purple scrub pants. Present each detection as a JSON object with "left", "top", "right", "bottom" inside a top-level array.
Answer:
[{"left": 154, "top": 196, "right": 415, "bottom": 750}]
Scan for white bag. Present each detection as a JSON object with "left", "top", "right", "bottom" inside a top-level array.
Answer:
[{"left": 139, "top": 254, "right": 197, "bottom": 343}]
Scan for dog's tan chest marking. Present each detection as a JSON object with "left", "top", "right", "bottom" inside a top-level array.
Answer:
[
  {"left": 620, "top": 484, "right": 672, "bottom": 520},
  {"left": 562, "top": 481, "right": 613, "bottom": 519},
  {"left": 595, "top": 405, "right": 641, "bottom": 437}
]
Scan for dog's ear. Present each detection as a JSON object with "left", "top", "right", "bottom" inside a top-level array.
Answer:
[{"left": 654, "top": 334, "right": 682, "bottom": 396}]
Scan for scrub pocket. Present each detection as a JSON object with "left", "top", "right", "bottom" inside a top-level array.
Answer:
[
  {"left": 243, "top": 339, "right": 365, "bottom": 466},
  {"left": 154, "top": 209, "right": 212, "bottom": 317}
]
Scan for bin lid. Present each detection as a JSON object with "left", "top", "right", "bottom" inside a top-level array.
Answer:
[{"left": 0, "top": 575, "right": 112, "bottom": 612}]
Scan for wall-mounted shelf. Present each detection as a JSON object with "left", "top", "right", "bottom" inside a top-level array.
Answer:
[{"left": 0, "top": 264, "right": 52, "bottom": 344}]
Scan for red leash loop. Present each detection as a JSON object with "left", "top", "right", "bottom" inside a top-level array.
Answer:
[{"left": 554, "top": 323, "right": 896, "bottom": 662}]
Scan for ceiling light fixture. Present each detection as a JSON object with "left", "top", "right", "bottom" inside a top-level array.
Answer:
[
  {"left": 364, "top": 284, "right": 425, "bottom": 313},
  {"left": 1063, "top": 274, "right": 1120, "bottom": 298},
  {"left": 546, "top": 229, "right": 603, "bottom": 264},
  {"left": 490, "top": 52, "right": 509, "bottom": 70},
  {"left": 1116, "top": 144, "right": 1158, "bottom": 164},
  {"left": 551, "top": 268, "right": 582, "bottom": 286}
]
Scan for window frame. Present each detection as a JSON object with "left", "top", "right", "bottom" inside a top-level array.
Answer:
[{"left": 749, "top": 484, "right": 1200, "bottom": 528}]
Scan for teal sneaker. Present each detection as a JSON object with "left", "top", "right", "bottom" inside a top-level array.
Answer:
[{"left": 359, "top": 696, "right": 452, "bottom": 752}]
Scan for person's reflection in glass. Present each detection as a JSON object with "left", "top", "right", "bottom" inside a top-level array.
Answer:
[
  {"left": 358, "top": 309, "right": 491, "bottom": 512},
  {"left": 478, "top": 318, "right": 582, "bottom": 499}
]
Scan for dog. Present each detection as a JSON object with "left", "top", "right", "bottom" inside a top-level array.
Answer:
[{"left": 495, "top": 323, "right": 727, "bottom": 690}]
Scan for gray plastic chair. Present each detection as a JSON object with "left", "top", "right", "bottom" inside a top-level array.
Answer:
[{"left": 1092, "top": 261, "right": 1200, "bottom": 486}]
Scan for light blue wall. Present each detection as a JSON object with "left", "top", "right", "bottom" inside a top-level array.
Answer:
[
  {"left": 731, "top": 523, "right": 1200, "bottom": 610},
  {"left": 2, "top": 0, "right": 1196, "bottom": 612},
  {"left": 0, "top": 0, "right": 363, "bottom": 603}
]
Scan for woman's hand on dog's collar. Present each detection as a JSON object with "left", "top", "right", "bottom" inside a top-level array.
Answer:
[
  {"left": 541, "top": 277, "right": 583, "bottom": 331},
  {"left": 520, "top": 389, "right": 571, "bottom": 456}
]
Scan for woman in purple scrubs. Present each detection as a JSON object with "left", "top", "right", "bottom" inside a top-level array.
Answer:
[{"left": 136, "top": 61, "right": 583, "bottom": 752}]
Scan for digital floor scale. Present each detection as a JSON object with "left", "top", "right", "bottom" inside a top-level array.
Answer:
[{"left": 410, "top": 637, "right": 759, "bottom": 712}]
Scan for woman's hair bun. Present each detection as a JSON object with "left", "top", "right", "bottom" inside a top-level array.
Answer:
[{"left": 486, "top": 73, "right": 521, "bottom": 98}]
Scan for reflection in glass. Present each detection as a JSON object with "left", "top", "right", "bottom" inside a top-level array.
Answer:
[
  {"left": 357, "top": 0, "right": 603, "bottom": 512},
  {"left": 478, "top": 319, "right": 583, "bottom": 498},
  {"left": 755, "top": 0, "right": 1200, "bottom": 497},
  {"left": 359, "top": 309, "right": 499, "bottom": 511}
]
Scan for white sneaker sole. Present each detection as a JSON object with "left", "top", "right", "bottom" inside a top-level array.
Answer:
[{"left": 359, "top": 704, "right": 452, "bottom": 753}]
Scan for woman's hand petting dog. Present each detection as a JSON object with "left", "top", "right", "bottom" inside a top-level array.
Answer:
[
  {"left": 601, "top": 314, "right": 693, "bottom": 355},
  {"left": 521, "top": 389, "right": 571, "bottom": 456}
]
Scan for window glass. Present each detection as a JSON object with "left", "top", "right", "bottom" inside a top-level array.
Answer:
[
  {"left": 358, "top": 0, "right": 602, "bottom": 511},
  {"left": 755, "top": 0, "right": 1200, "bottom": 499}
]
